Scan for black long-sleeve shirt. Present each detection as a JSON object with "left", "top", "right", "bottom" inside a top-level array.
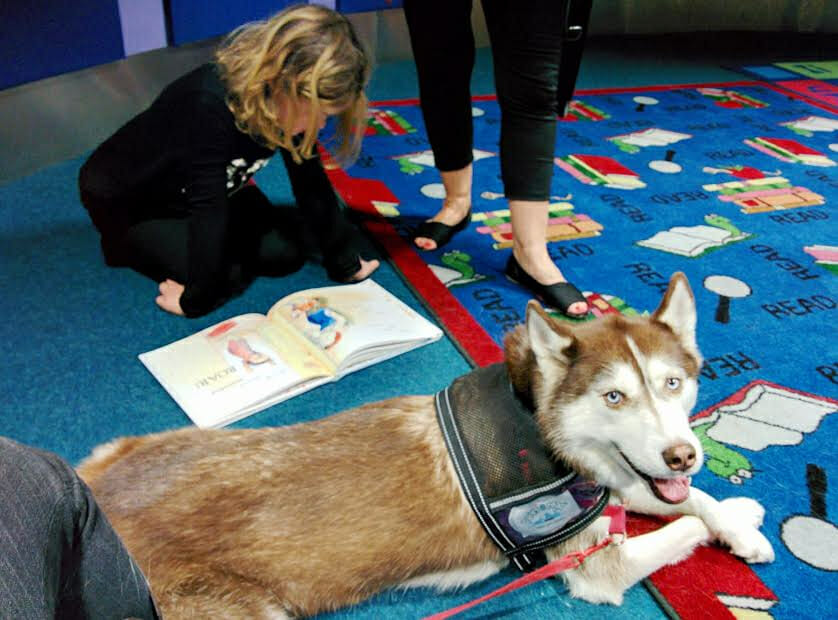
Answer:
[{"left": 79, "top": 63, "right": 362, "bottom": 316}]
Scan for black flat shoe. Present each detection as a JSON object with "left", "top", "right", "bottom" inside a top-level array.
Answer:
[
  {"left": 504, "top": 254, "right": 589, "bottom": 318},
  {"left": 412, "top": 209, "right": 472, "bottom": 251}
]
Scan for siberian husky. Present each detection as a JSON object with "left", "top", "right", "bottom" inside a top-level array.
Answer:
[{"left": 77, "top": 272, "right": 774, "bottom": 618}]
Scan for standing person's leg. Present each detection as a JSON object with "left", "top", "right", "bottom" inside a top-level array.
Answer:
[
  {"left": 404, "top": 0, "right": 475, "bottom": 251},
  {"left": 0, "top": 438, "right": 158, "bottom": 619},
  {"left": 482, "top": 0, "right": 588, "bottom": 317}
]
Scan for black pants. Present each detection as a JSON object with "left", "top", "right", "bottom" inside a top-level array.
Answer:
[
  {"left": 0, "top": 438, "right": 159, "bottom": 619},
  {"left": 404, "top": 0, "right": 569, "bottom": 202},
  {"left": 82, "top": 185, "right": 307, "bottom": 289}
]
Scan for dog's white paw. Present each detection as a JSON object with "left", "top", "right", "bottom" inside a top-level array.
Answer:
[
  {"left": 714, "top": 498, "right": 774, "bottom": 563},
  {"left": 720, "top": 497, "right": 766, "bottom": 528}
]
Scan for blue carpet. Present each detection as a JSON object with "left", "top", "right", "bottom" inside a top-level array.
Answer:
[{"left": 331, "top": 82, "right": 838, "bottom": 619}]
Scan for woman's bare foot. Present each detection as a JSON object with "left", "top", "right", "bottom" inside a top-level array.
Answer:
[
  {"left": 413, "top": 197, "right": 471, "bottom": 251},
  {"left": 513, "top": 248, "right": 589, "bottom": 317}
]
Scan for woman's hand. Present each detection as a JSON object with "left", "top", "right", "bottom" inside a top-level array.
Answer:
[
  {"left": 349, "top": 257, "right": 380, "bottom": 282},
  {"left": 156, "top": 279, "right": 185, "bottom": 316}
]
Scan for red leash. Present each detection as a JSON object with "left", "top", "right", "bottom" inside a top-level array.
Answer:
[{"left": 423, "top": 505, "right": 626, "bottom": 620}]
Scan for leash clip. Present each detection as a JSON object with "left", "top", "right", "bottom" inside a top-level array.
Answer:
[{"left": 566, "top": 550, "right": 588, "bottom": 569}]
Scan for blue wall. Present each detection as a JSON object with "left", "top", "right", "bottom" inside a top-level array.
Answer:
[
  {"left": 167, "top": 0, "right": 402, "bottom": 46},
  {"left": 0, "top": 0, "right": 402, "bottom": 91},
  {"left": 1, "top": 0, "right": 124, "bottom": 90}
]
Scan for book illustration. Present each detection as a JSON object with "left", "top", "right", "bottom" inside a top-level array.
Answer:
[
  {"left": 703, "top": 274, "right": 752, "bottom": 324},
  {"left": 139, "top": 280, "right": 443, "bottom": 428},
  {"left": 781, "top": 115, "right": 838, "bottom": 138},
  {"left": 636, "top": 214, "right": 751, "bottom": 257},
  {"left": 803, "top": 244, "right": 838, "bottom": 275},
  {"left": 283, "top": 296, "right": 348, "bottom": 351},
  {"left": 429, "top": 250, "right": 489, "bottom": 288},
  {"left": 555, "top": 154, "right": 646, "bottom": 189},
  {"left": 691, "top": 381, "right": 837, "bottom": 482},
  {"left": 702, "top": 174, "right": 825, "bottom": 214},
  {"left": 226, "top": 336, "right": 275, "bottom": 373},
  {"left": 696, "top": 87, "right": 768, "bottom": 109},
  {"left": 744, "top": 136, "right": 836, "bottom": 166},
  {"left": 394, "top": 148, "right": 494, "bottom": 175},
  {"left": 366, "top": 109, "right": 416, "bottom": 136},
  {"left": 781, "top": 464, "right": 838, "bottom": 572},
  {"left": 561, "top": 99, "right": 609, "bottom": 121},
  {"left": 607, "top": 128, "right": 691, "bottom": 154},
  {"left": 472, "top": 201, "right": 603, "bottom": 250},
  {"left": 703, "top": 165, "right": 783, "bottom": 180}
]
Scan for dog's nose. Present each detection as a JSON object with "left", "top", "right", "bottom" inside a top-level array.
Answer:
[{"left": 662, "top": 444, "right": 696, "bottom": 471}]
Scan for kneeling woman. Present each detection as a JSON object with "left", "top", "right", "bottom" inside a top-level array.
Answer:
[{"left": 79, "top": 5, "right": 378, "bottom": 317}]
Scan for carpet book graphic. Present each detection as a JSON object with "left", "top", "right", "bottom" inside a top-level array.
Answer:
[{"left": 323, "top": 81, "right": 838, "bottom": 620}]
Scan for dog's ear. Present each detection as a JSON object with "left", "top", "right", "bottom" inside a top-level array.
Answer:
[
  {"left": 526, "top": 300, "right": 575, "bottom": 367},
  {"left": 652, "top": 272, "right": 701, "bottom": 361}
]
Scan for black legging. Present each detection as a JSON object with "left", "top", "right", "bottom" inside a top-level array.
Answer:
[
  {"left": 83, "top": 185, "right": 307, "bottom": 291},
  {"left": 404, "top": 0, "right": 568, "bottom": 202}
]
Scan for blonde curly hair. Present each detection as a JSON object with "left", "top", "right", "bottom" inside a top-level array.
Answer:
[{"left": 215, "top": 4, "right": 370, "bottom": 165}]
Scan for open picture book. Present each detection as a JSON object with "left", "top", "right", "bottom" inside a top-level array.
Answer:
[{"left": 139, "top": 279, "right": 443, "bottom": 428}]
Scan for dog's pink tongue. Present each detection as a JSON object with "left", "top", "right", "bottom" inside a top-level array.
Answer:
[{"left": 654, "top": 476, "right": 691, "bottom": 503}]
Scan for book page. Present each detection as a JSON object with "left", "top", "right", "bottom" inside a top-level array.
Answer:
[
  {"left": 668, "top": 225, "right": 731, "bottom": 243},
  {"left": 638, "top": 231, "right": 715, "bottom": 256},
  {"left": 139, "top": 314, "right": 332, "bottom": 428},
  {"left": 267, "top": 279, "right": 442, "bottom": 370}
]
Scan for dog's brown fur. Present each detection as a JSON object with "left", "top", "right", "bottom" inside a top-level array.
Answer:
[
  {"left": 79, "top": 397, "right": 501, "bottom": 617},
  {"left": 78, "top": 273, "right": 773, "bottom": 617}
]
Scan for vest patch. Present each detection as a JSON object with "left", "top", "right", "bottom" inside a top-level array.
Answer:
[{"left": 435, "top": 363, "right": 609, "bottom": 571}]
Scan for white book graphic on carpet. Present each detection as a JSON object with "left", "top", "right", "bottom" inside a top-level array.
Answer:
[
  {"left": 705, "top": 383, "right": 836, "bottom": 451},
  {"left": 637, "top": 220, "right": 749, "bottom": 257}
]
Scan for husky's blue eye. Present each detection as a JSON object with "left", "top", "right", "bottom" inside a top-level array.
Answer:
[
  {"left": 604, "top": 391, "right": 623, "bottom": 405},
  {"left": 666, "top": 377, "right": 681, "bottom": 390}
]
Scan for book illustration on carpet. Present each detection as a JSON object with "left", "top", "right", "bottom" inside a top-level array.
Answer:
[
  {"left": 139, "top": 279, "right": 442, "bottom": 428},
  {"left": 472, "top": 200, "right": 603, "bottom": 250},
  {"left": 637, "top": 214, "right": 751, "bottom": 257},
  {"left": 692, "top": 380, "right": 836, "bottom": 453},
  {"left": 702, "top": 173, "right": 826, "bottom": 213},
  {"left": 803, "top": 244, "right": 838, "bottom": 274},
  {"left": 607, "top": 127, "right": 691, "bottom": 154},
  {"left": 697, "top": 87, "right": 769, "bottom": 109},
  {"left": 365, "top": 108, "right": 416, "bottom": 137},
  {"left": 744, "top": 136, "right": 836, "bottom": 166},
  {"left": 563, "top": 99, "right": 610, "bottom": 121},
  {"left": 393, "top": 148, "right": 495, "bottom": 176},
  {"left": 554, "top": 153, "right": 646, "bottom": 189},
  {"left": 690, "top": 381, "right": 837, "bottom": 484},
  {"left": 780, "top": 115, "right": 838, "bottom": 137}
]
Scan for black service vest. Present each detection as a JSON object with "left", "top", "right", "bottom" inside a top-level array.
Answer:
[{"left": 435, "top": 364, "right": 609, "bottom": 571}]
